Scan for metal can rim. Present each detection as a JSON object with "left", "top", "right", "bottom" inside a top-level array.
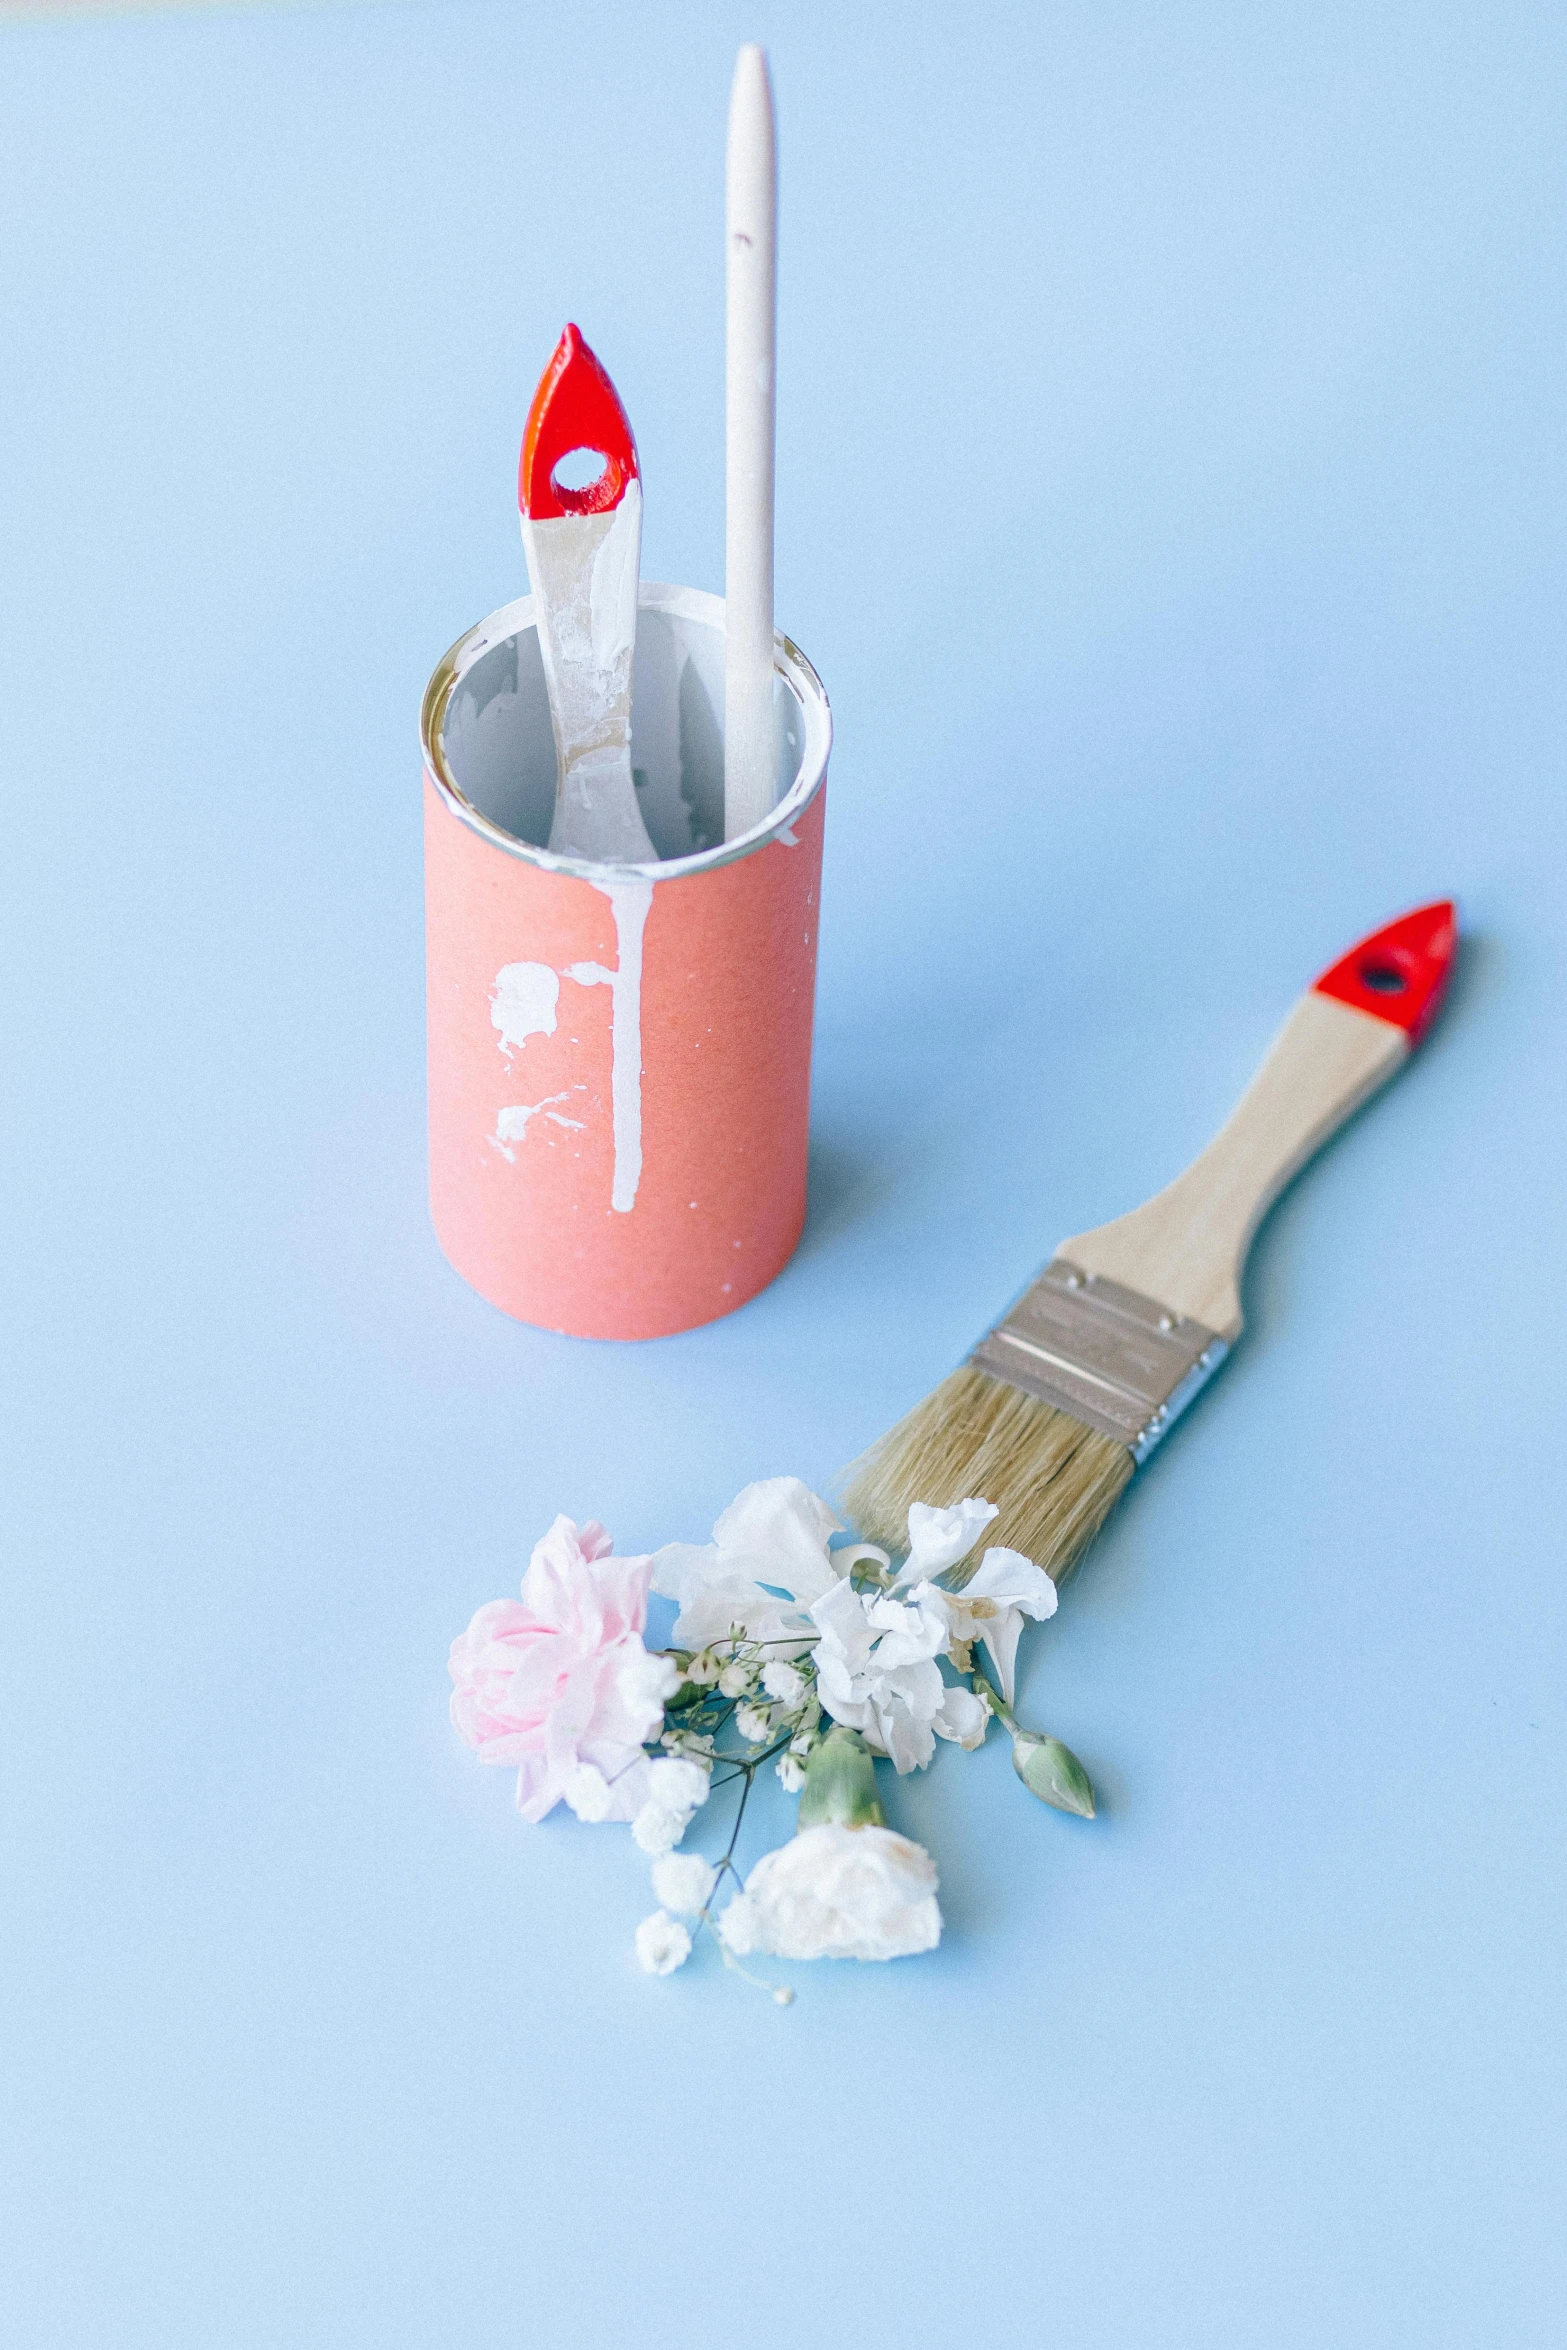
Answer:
[{"left": 420, "top": 580, "right": 832, "bottom": 880}]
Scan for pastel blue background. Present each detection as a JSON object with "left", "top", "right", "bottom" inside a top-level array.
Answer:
[{"left": 3, "top": 2, "right": 1563, "bottom": 2343}]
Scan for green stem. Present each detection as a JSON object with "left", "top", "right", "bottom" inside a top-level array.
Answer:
[
  {"left": 722, "top": 1763, "right": 754, "bottom": 1869},
  {"left": 969, "top": 1657, "right": 1019, "bottom": 1735}
]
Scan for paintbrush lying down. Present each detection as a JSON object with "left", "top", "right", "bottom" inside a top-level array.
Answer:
[{"left": 843, "top": 903, "right": 1456, "bottom": 1581}]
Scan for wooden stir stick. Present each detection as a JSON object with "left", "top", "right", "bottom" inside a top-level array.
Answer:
[{"left": 723, "top": 45, "right": 778, "bottom": 841}]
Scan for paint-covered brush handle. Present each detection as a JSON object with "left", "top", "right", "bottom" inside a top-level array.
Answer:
[
  {"left": 1056, "top": 903, "right": 1456, "bottom": 1345},
  {"left": 518, "top": 326, "right": 656, "bottom": 865}
]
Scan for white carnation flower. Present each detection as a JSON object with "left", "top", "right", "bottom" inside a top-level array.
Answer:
[
  {"left": 761, "top": 1659, "right": 807, "bottom": 1708},
  {"left": 562, "top": 1762, "right": 614, "bottom": 1821},
  {"left": 635, "top": 1910, "right": 693, "bottom": 1975},
  {"left": 726, "top": 1824, "right": 941, "bottom": 1962},
  {"left": 651, "top": 1852, "right": 717, "bottom": 1913}
]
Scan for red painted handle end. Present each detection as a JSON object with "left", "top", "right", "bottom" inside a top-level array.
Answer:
[
  {"left": 518, "top": 324, "right": 639, "bottom": 521},
  {"left": 1311, "top": 900, "right": 1458, "bottom": 1046}
]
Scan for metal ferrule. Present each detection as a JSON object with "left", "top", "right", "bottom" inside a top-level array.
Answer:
[{"left": 968, "top": 1259, "right": 1229, "bottom": 1465}]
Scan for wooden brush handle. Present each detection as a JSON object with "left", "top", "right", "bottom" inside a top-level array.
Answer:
[{"left": 1055, "top": 904, "right": 1457, "bottom": 1345}]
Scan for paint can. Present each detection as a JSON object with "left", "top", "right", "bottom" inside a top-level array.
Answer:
[{"left": 421, "top": 581, "right": 831, "bottom": 1340}]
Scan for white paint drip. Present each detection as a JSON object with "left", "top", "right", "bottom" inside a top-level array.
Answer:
[
  {"left": 562, "top": 881, "right": 651, "bottom": 1213},
  {"left": 605, "top": 882, "right": 650, "bottom": 1212},
  {"left": 488, "top": 879, "right": 652, "bottom": 1212},
  {"left": 491, "top": 962, "right": 559, "bottom": 1054}
]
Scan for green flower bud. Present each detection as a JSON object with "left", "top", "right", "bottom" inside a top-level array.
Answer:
[
  {"left": 796, "top": 1724, "right": 886, "bottom": 1830},
  {"left": 1012, "top": 1731, "right": 1096, "bottom": 1818}
]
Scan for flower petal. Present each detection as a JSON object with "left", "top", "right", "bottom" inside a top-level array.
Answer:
[
  {"left": 809, "top": 1574, "right": 874, "bottom": 1660},
  {"left": 898, "top": 1497, "right": 998, "bottom": 1582},
  {"left": 963, "top": 1545, "right": 1059, "bottom": 1618},
  {"left": 981, "top": 1609, "right": 1027, "bottom": 1708},
  {"left": 710, "top": 1476, "right": 843, "bottom": 1605},
  {"left": 649, "top": 1540, "right": 721, "bottom": 1606},
  {"left": 653, "top": 1522, "right": 821, "bottom": 1651},
  {"left": 934, "top": 1684, "right": 990, "bottom": 1748}
]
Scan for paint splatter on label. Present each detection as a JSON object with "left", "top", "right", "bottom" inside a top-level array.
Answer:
[
  {"left": 491, "top": 962, "right": 560, "bottom": 1054},
  {"left": 492, "top": 1091, "right": 586, "bottom": 1161}
]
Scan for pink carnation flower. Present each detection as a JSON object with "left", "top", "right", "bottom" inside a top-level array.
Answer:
[{"left": 448, "top": 1516, "right": 672, "bottom": 1823}]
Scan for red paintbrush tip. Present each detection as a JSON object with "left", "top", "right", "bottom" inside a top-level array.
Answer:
[
  {"left": 1311, "top": 900, "right": 1458, "bottom": 1045},
  {"left": 519, "top": 324, "right": 639, "bottom": 522}
]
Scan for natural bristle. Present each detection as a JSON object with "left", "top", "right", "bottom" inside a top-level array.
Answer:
[{"left": 839, "top": 1365, "right": 1134, "bottom": 1583}]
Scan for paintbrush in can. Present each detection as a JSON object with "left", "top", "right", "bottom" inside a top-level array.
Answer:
[
  {"left": 842, "top": 903, "right": 1457, "bottom": 1580},
  {"left": 518, "top": 324, "right": 657, "bottom": 865}
]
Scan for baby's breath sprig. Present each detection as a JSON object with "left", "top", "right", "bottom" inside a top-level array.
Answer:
[{"left": 640, "top": 1648, "right": 814, "bottom": 2001}]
